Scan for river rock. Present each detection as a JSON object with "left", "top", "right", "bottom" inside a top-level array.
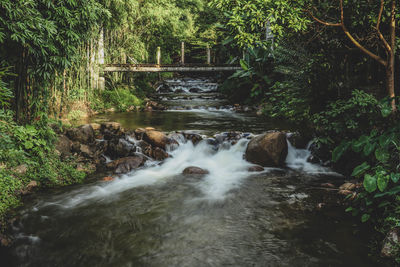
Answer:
[
  {"left": 144, "top": 130, "right": 168, "bottom": 149},
  {"left": 55, "top": 135, "right": 72, "bottom": 157},
  {"left": 101, "top": 122, "right": 123, "bottom": 138},
  {"left": 182, "top": 166, "right": 209, "bottom": 175},
  {"left": 66, "top": 124, "right": 95, "bottom": 144},
  {"left": 106, "top": 138, "right": 135, "bottom": 159},
  {"left": 134, "top": 128, "right": 146, "bottom": 140},
  {"left": 152, "top": 147, "right": 169, "bottom": 161},
  {"left": 381, "top": 228, "right": 400, "bottom": 258},
  {"left": 287, "top": 132, "right": 310, "bottom": 149},
  {"left": 245, "top": 132, "right": 288, "bottom": 167},
  {"left": 106, "top": 155, "right": 146, "bottom": 174},
  {"left": 183, "top": 132, "right": 203, "bottom": 145}
]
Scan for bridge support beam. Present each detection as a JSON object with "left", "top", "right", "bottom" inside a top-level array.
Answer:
[
  {"left": 157, "top": 47, "right": 161, "bottom": 65},
  {"left": 181, "top": 42, "right": 185, "bottom": 65}
]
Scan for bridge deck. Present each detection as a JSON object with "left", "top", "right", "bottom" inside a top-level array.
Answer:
[{"left": 103, "top": 64, "right": 241, "bottom": 72}]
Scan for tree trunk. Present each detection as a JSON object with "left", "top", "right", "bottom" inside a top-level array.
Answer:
[{"left": 387, "top": 56, "right": 396, "bottom": 112}]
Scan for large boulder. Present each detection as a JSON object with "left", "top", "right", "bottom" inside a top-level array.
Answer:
[
  {"left": 143, "top": 130, "right": 168, "bottom": 149},
  {"left": 106, "top": 155, "right": 146, "bottom": 174},
  {"left": 245, "top": 132, "right": 288, "bottom": 167},
  {"left": 66, "top": 124, "right": 94, "bottom": 144}
]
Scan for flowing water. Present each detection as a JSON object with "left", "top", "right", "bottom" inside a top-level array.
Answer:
[{"left": 1, "top": 77, "right": 382, "bottom": 266}]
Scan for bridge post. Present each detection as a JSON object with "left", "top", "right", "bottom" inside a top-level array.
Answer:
[
  {"left": 181, "top": 42, "right": 185, "bottom": 65},
  {"left": 207, "top": 44, "right": 211, "bottom": 65},
  {"left": 157, "top": 47, "right": 161, "bottom": 65}
]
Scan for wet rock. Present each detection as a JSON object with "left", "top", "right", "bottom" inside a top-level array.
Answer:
[
  {"left": 306, "top": 155, "right": 320, "bottom": 164},
  {"left": 183, "top": 132, "right": 203, "bottom": 145},
  {"left": 381, "top": 228, "right": 400, "bottom": 258},
  {"left": 144, "top": 130, "right": 169, "bottom": 149},
  {"left": 168, "top": 132, "right": 186, "bottom": 144},
  {"left": 106, "top": 138, "right": 135, "bottom": 159},
  {"left": 55, "top": 135, "right": 72, "bottom": 157},
  {"left": 182, "top": 166, "right": 209, "bottom": 175},
  {"left": 107, "top": 155, "right": 146, "bottom": 174},
  {"left": 152, "top": 147, "right": 169, "bottom": 161},
  {"left": 248, "top": 165, "right": 264, "bottom": 172},
  {"left": 13, "top": 164, "right": 28, "bottom": 175},
  {"left": 287, "top": 132, "right": 310, "bottom": 149},
  {"left": 245, "top": 132, "right": 288, "bottom": 167},
  {"left": 66, "top": 124, "right": 95, "bottom": 144},
  {"left": 134, "top": 128, "right": 146, "bottom": 140},
  {"left": 174, "top": 89, "right": 185, "bottom": 93},
  {"left": 189, "top": 88, "right": 202, "bottom": 93}
]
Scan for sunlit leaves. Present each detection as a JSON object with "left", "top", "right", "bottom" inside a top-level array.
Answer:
[{"left": 363, "top": 174, "right": 377, "bottom": 193}]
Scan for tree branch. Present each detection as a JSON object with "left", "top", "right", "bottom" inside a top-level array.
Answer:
[
  {"left": 307, "top": 0, "right": 387, "bottom": 66},
  {"left": 307, "top": 10, "right": 341, "bottom": 27},
  {"left": 376, "top": 0, "right": 391, "bottom": 53}
]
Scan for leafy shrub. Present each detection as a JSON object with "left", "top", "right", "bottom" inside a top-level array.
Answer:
[{"left": 101, "top": 87, "right": 143, "bottom": 111}]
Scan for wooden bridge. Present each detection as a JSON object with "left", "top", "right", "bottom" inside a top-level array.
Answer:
[
  {"left": 103, "top": 63, "right": 241, "bottom": 73},
  {"left": 102, "top": 43, "right": 240, "bottom": 73}
]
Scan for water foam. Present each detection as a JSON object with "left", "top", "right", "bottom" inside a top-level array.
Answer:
[{"left": 38, "top": 139, "right": 258, "bottom": 209}]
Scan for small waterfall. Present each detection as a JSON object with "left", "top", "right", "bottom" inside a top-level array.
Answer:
[{"left": 285, "top": 139, "right": 337, "bottom": 175}]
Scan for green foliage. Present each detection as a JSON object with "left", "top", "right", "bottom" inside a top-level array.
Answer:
[
  {"left": 0, "top": 108, "right": 86, "bottom": 222},
  {"left": 313, "top": 90, "right": 382, "bottom": 143},
  {"left": 99, "top": 87, "right": 143, "bottom": 112},
  {"left": 335, "top": 121, "right": 400, "bottom": 230},
  {"left": 209, "top": 0, "right": 310, "bottom": 48}
]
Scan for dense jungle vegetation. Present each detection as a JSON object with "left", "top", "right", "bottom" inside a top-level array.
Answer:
[{"left": 1, "top": 0, "right": 400, "bottom": 262}]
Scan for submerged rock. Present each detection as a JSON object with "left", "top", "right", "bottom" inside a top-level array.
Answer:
[
  {"left": 182, "top": 166, "right": 209, "bottom": 175},
  {"left": 245, "top": 132, "right": 288, "bottom": 167}
]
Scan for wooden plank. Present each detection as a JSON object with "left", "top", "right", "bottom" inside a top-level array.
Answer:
[{"left": 103, "top": 65, "right": 241, "bottom": 72}]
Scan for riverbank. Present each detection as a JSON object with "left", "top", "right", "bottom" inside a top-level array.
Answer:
[{"left": 1, "top": 120, "right": 386, "bottom": 266}]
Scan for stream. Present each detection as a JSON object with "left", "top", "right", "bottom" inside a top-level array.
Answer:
[{"left": 1, "top": 77, "right": 380, "bottom": 266}]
